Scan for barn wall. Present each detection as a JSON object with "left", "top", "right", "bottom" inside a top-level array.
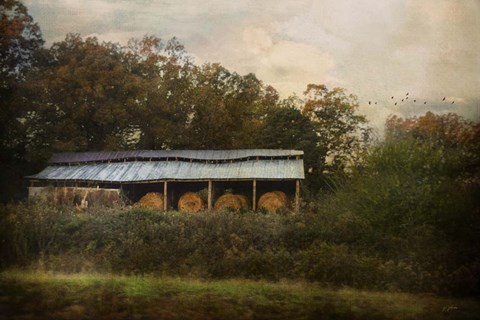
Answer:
[{"left": 28, "top": 186, "right": 122, "bottom": 207}]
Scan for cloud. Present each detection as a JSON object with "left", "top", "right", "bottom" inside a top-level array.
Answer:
[
  {"left": 232, "top": 26, "right": 337, "bottom": 96},
  {"left": 25, "top": 0, "right": 480, "bottom": 132},
  {"left": 242, "top": 27, "right": 273, "bottom": 55},
  {"left": 83, "top": 31, "right": 145, "bottom": 44},
  {"left": 284, "top": 0, "right": 480, "bottom": 131}
]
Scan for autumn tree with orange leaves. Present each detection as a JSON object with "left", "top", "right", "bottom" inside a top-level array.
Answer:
[
  {"left": 386, "top": 111, "right": 479, "bottom": 149},
  {"left": 386, "top": 111, "right": 480, "bottom": 179}
]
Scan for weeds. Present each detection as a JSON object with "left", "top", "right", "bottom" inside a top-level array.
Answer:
[{"left": 0, "top": 199, "right": 478, "bottom": 296}]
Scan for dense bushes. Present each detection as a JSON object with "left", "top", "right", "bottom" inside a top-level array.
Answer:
[
  {"left": 1, "top": 196, "right": 478, "bottom": 296},
  {"left": 1, "top": 137, "right": 478, "bottom": 296},
  {"left": 318, "top": 138, "right": 480, "bottom": 295}
]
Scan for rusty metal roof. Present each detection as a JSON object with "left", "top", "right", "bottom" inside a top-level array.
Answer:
[
  {"left": 48, "top": 149, "right": 303, "bottom": 164},
  {"left": 29, "top": 159, "right": 304, "bottom": 182}
]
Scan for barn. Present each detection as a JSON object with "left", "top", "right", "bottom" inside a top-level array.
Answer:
[{"left": 27, "top": 149, "right": 305, "bottom": 212}]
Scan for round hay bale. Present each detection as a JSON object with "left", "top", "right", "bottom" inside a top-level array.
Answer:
[
  {"left": 214, "top": 194, "right": 242, "bottom": 211},
  {"left": 257, "top": 191, "right": 288, "bottom": 213},
  {"left": 272, "top": 191, "right": 288, "bottom": 204},
  {"left": 178, "top": 192, "right": 204, "bottom": 212},
  {"left": 135, "top": 192, "right": 164, "bottom": 209},
  {"left": 235, "top": 194, "right": 249, "bottom": 209}
]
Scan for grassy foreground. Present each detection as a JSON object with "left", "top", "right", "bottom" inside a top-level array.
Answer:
[{"left": 0, "top": 270, "right": 479, "bottom": 320}]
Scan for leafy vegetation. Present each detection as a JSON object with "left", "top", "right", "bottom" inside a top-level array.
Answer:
[
  {"left": 0, "top": 4, "right": 479, "bottom": 317},
  {"left": 0, "top": 0, "right": 45, "bottom": 202},
  {"left": 0, "top": 1, "right": 370, "bottom": 201},
  {"left": 2, "top": 110, "right": 478, "bottom": 296},
  {"left": 1, "top": 179, "right": 478, "bottom": 297}
]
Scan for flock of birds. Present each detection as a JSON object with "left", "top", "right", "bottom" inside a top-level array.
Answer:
[{"left": 368, "top": 93, "right": 455, "bottom": 106}]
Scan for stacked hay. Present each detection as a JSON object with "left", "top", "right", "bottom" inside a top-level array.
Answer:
[
  {"left": 87, "top": 189, "right": 121, "bottom": 207},
  {"left": 29, "top": 186, "right": 122, "bottom": 208},
  {"left": 236, "top": 194, "right": 249, "bottom": 208},
  {"left": 178, "top": 192, "right": 204, "bottom": 212},
  {"left": 53, "top": 187, "right": 65, "bottom": 204},
  {"left": 214, "top": 194, "right": 249, "bottom": 211},
  {"left": 56, "top": 187, "right": 76, "bottom": 205},
  {"left": 257, "top": 191, "right": 288, "bottom": 213},
  {"left": 135, "top": 192, "right": 164, "bottom": 209},
  {"left": 28, "top": 186, "right": 55, "bottom": 202}
]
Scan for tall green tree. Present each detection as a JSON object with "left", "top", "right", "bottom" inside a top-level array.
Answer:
[
  {"left": 23, "top": 34, "right": 144, "bottom": 158},
  {"left": 0, "top": 0, "right": 44, "bottom": 202},
  {"left": 256, "top": 85, "right": 372, "bottom": 194},
  {"left": 183, "top": 63, "right": 275, "bottom": 149},
  {"left": 256, "top": 96, "right": 324, "bottom": 192},
  {"left": 302, "top": 84, "right": 371, "bottom": 175},
  {"left": 130, "top": 35, "right": 195, "bottom": 149}
]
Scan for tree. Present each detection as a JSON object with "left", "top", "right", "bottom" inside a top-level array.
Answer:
[
  {"left": 256, "top": 96, "right": 324, "bottom": 192},
  {"left": 0, "top": 0, "right": 43, "bottom": 83},
  {"left": 0, "top": 0, "right": 44, "bottom": 202},
  {"left": 386, "top": 112, "right": 480, "bottom": 179},
  {"left": 181, "top": 63, "right": 275, "bottom": 149},
  {"left": 302, "top": 84, "right": 371, "bottom": 175},
  {"left": 130, "top": 35, "right": 196, "bottom": 149},
  {"left": 386, "top": 111, "right": 479, "bottom": 148},
  {"left": 22, "top": 34, "right": 145, "bottom": 158}
]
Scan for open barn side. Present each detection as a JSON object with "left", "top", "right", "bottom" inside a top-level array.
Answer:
[{"left": 27, "top": 150, "right": 305, "bottom": 212}]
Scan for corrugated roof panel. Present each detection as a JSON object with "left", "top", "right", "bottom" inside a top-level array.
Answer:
[
  {"left": 48, "top": 149, "right": 304, "bottom": 164},
  {"left": 29, "top": 159, "right": 304, "bottom": 182}
]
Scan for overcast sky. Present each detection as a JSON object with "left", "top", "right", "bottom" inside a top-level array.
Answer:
[{"left": 26, "top": 0, "right": 480, "bottom": 135}]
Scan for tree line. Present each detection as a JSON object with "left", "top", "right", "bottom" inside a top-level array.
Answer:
[
  {"left": 0, "top": 0, "right": 370, "bottom": 201},
  {"left": 1, "top": 0, "right": 479, "bottom": 296},
  {"left": 1, "top": 1, "right": 478, "bottom": 203}
]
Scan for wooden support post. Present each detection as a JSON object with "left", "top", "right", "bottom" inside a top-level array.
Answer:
[
  {"left": 295, "top": 179, "right": 300, "bottom": 213},
  {"left": 163, "top": 181, "right": 168, "bottom": 211},
  {"left": 252, "top": 179, "right": 257, "bottom": 211},
  {"left": 208, "top": 180, "right": 212, "bottom": 210}
]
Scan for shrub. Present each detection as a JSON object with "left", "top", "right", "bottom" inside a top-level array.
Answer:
[{"left": 1, "top": 196, "right": 479, "bottom": 296}]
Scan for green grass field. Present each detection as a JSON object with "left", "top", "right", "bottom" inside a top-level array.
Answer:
[{"left": 0, "top": 270, "right": 479, "bottom": 320}]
